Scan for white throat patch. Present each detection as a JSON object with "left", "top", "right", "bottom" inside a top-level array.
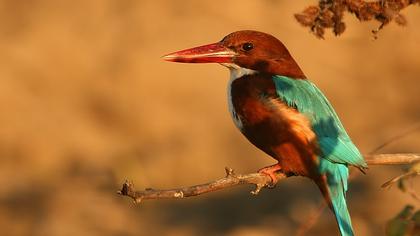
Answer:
[
  {"left": 222, "top": 63, "right": 258, "bottom": 130},
  {"left": 221, "top": 63, "right": 258, "bottom": 80}
]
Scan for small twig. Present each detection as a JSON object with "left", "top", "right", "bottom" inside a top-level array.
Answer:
[
  {"left": 296, "top": 201, "right": 327, "bottom": 236},
  {"left": 118, "top": 153, "right": 420, "bottom": 203},
  {"left": 406, "top": 179, "right": 420, "bottom": 202},
  {"left": 370, "top": 123, "right": 420, "bottom": 154}
]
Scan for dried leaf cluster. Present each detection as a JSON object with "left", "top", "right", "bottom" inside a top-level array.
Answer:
[
  {"left": 294, "top": 0, "right": 420, "bottom": 38},
  {"left": 386, "top": 205, "right": 420, "bottom": 236}
]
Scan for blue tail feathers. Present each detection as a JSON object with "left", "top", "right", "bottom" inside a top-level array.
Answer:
[{"left": 319, "top": 161, "right": 354, "bottom": 236}]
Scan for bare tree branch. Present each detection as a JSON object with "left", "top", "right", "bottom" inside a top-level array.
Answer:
[
  {"left": 364, "top": 153, "right": 420, "bottom": 165},
  {"left": 118, "top": 153, "right": 420, "bottom": 203},
  {"left": 118, "top": 167, "right": 287, "bottom": 203}
]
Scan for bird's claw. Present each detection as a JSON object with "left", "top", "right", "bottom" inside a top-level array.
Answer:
[{"left": 258, "top": 163, "right": 282, "bottom": 187}]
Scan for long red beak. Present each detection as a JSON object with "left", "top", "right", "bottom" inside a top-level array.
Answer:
[{"left": 162, "top": 42, "right": 236, "bottom": 63}]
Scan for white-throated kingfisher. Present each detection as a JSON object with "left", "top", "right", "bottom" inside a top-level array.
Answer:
[{"left": 163, "top": 30, "right": 367, "bottom": 236}]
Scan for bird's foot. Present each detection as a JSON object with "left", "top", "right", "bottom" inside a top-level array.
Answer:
[{"left": 258, "top": 163, "right": 282, "bottom": 188}]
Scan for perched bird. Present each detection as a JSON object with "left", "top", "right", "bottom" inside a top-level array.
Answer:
[{"left": 163, "top": 30, "right": 367, "bottom": 236}]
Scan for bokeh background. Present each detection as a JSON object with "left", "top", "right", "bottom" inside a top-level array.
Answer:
[{"left": 0, "top": 1, "right": 419, "bottom": 235}]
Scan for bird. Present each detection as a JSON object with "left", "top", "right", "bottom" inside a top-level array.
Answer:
[{"left": 163, "top": 30, "right": 367, "bottom": 236}]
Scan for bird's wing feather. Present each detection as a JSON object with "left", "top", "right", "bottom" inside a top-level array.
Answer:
[{"left": 272, "top": 75, "right": 367, "bottom": 168}]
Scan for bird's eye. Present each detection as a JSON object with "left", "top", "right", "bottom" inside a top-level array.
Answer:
[{"left": 242, "top": 42, "right": 254, "bottom": 51}]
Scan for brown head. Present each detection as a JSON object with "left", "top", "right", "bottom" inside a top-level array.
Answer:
[{"left": 163, "top": 30, "right": 305, "bottom": 78}]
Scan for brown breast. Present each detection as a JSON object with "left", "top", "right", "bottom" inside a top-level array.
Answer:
[{"left": 229, "top": 73, "right": 320, "bottom": 176}]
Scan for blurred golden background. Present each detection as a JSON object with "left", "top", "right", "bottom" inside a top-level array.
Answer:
[{"left": 0, "top": 1, "right": 419, "bottom": 235}]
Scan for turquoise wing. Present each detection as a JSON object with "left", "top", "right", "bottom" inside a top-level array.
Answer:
[{"left": 272, "top": 75, "right": 367, "bottom": 168}]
